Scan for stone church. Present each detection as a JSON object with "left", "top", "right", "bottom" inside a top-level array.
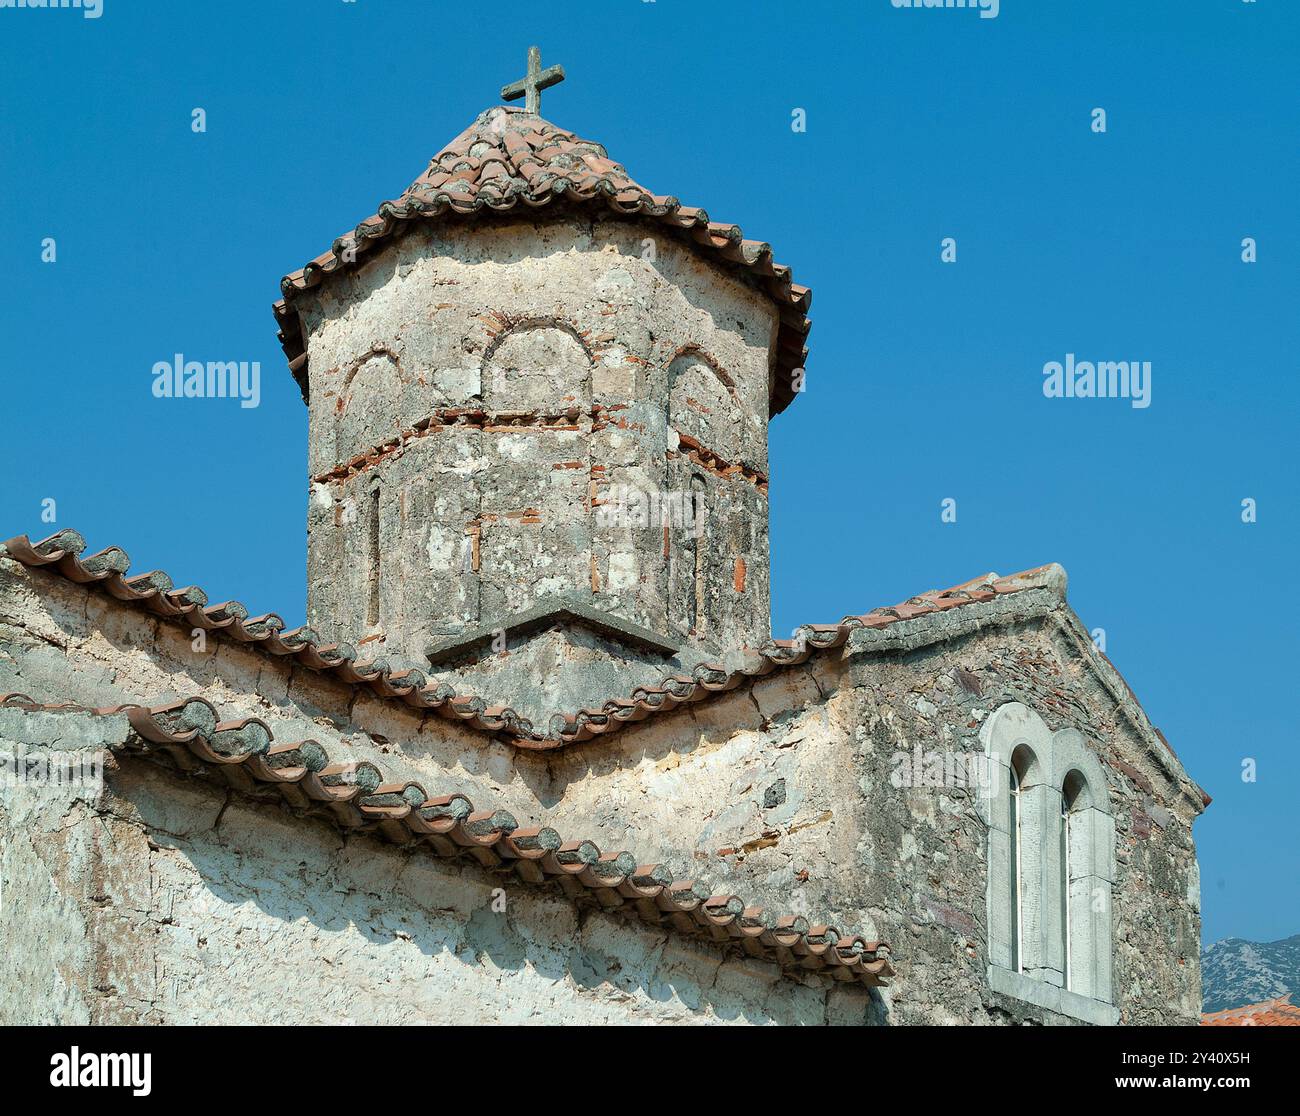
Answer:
[{"left": 0, "top": 59, "right": 1208, "bottom": 1025}]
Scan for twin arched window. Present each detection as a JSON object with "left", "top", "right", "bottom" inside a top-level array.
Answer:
[{"left": 982, "top": 703, "right": 1116, "bottom": 1011}]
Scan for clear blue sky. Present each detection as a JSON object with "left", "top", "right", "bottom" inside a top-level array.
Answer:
[{"left": 1, "top": 1, "right": 1295, "bottom": 945}]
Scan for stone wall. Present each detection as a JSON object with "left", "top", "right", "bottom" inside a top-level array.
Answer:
[
  {"left": 0, "top": 556, "right": 1204, "bottom": 1024},
  {"left": 0, "top": 711, "right": 872, "bottom": 1025},
  {"left": 298, "top": 218, "right": 777, "bottom": 665}
]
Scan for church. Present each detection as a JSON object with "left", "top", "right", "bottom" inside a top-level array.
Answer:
[{"left": 0, "top": 52, "right": 1207, "bottom": 1026}]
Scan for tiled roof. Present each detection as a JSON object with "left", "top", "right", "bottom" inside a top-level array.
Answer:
[
  {"left": 273, "top": 106, "right": 812, "bottom": 418},
  {"left": 5, "top": 528, "right": 1058, "bottom": 749},
  {"left": 0, "top": 692, "right": 893, "bottom": 989},
  {"left": 1202, "top": 996, "right": 1300, "bottom": 1026}
]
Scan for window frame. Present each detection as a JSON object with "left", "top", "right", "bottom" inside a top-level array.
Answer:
[{"left": 980, "top": 703, "right": 1117, "bottom": 1024}]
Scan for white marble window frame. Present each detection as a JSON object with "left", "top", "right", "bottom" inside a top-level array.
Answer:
[{"left": 979, "top": 702, "right": 1118, "bottom": 1025}]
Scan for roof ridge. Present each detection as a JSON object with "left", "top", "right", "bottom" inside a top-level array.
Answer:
[
  {"left": 3, "top": 529, "right": 1062, "bottom": 749},
  {"left": 0, "top": 691, "right": 893, "bottom": 990}
]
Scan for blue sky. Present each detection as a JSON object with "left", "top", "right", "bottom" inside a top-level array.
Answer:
[{"left": 1, "top": 1, "right": 1295, "bottom": 945}]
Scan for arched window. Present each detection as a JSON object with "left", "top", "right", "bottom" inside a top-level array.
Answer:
[
  {"left": 1009, "top": 756, "right": 1021, "bottom": 972},
  {"left": 1009, "top": 746, "right": 1035, "bottom": 974},
  {"left": 981, "top": 704, "right": 1117, "bottom": 1022},
  {"left": 982, "top": 720, "right": 1047, "bottom": 980},
  {"left": 1054, "top": 754, "right": 1113, "bottom": 1003},
  {"left": 1059, "top": 776, "right": 1072, "bottom": 988}
]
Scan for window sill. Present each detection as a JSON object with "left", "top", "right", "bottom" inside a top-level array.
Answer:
[{"left": 988, "top": 965, "right": 1120, "bottom": 1026}]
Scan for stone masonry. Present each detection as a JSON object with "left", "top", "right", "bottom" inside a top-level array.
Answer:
[{"left": 298, "top": 111, "right": 779, "bottom": 686}]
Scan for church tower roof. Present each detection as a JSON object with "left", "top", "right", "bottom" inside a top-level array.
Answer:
[{"left": 274, "top": 105, "right": 812, "bottom": 416}]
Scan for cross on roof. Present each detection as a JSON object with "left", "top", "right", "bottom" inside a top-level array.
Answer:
[{"left": 500, "top": 45, "right": 565, "bottom": 115}]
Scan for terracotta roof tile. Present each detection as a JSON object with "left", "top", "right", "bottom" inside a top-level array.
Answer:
[
  {"left": 273, "top": 106, "right": 811, "bottom": 418},
  {"left": 0, "top": 692, "right": 892, "bottom": 989},
  {"left": 4, "top": 528, "right": 1068, "bottom": 751},
  {"left": 1202, "top": 995, "right": 1300, "bottom": 1026}
]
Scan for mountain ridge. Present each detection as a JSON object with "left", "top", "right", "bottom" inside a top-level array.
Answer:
[{"left": 1201, "top": 933, "right": 1300, "bottom": 1013}]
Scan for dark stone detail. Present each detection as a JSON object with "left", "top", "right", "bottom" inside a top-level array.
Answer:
[{"left": 425, "top": 594, "right": 682, "bottom": 667}]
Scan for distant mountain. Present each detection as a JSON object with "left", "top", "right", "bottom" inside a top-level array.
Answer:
[{"left": 1201, "top": 934, "right": 1300, "bottom": 1013}]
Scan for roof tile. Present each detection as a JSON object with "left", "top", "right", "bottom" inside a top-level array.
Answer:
[
  {"left": 273, "top": 107, "right": 811, "bottom": 417},
  {"left": 0, "top": 692, "right": 890, "bottom": 988},
  {"left": 1202, "top": 995, "right": 1300, "bottom": 1026},
  {"left": 6, "top": 528, "right": 1067, "bottom": 752}
]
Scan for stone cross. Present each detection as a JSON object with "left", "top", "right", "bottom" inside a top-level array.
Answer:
[{"left": 500, "top": 46, "right": 565, "bottom": 115}]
